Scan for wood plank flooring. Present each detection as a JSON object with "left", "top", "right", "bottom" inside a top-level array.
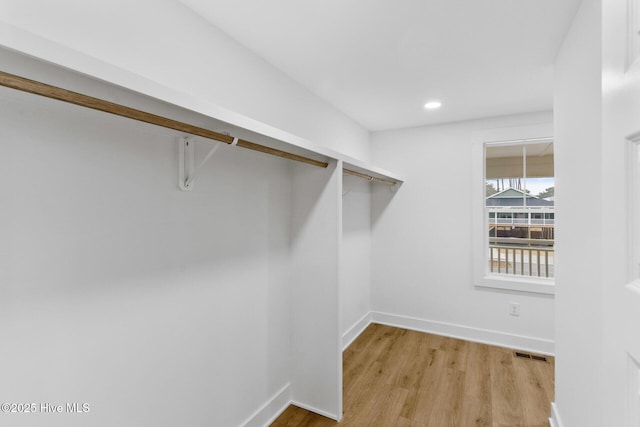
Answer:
[{"left": 271, "top": 324, "right": 554, "bottom": 427}]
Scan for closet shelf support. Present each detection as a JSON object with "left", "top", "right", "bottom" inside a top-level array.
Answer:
[{"left": 179, "top": 136, "right": 232, "bottom": 191}]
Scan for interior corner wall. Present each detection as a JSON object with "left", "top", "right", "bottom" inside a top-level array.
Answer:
[
  {"left": 340, "top": 175, "right": 372, "bottom": 346},
  {"left": 370, "top": 111, "right": 555, "bottom": 354},
  {"left": 0, "top": 0, "right": 371, "bottom": 162},
  {"left": 554, "top": 0, "right": 603, "bottom": 425},
  {"left": 0, "top": 54, "right": 294, "bottom": 426}
]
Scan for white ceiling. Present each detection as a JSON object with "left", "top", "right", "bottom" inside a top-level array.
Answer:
[{"left": 178, "top": 0, "right": 581, "bottom": 132}]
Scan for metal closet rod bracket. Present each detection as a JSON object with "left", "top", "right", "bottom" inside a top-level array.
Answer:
[
  {"left": 179, "top": 136, "right": 237, "bottom": 191},
  {"left": 343, "top": 168, "right": 397, "bottom": 185}
]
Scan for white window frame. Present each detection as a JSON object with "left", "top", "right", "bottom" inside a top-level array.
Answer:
[
  {"left": 472, "top": 123, "right": 555, "bottom": 295},
  {"left": 627, "top": 134, "right": 640, "bottom": 291}
]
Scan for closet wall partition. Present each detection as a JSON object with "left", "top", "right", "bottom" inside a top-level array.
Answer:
[{"left": 290, "top": 160, "right": 342, "bottom": 420}]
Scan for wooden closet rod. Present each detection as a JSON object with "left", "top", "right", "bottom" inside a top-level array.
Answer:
[
  {"left": 343, "top": 168, "right": 396, "bottom": 185},
  {"left": 0, "top": 71, "right": 329, "bottom": 168}
]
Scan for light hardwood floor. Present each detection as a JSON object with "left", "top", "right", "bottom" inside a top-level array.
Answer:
[{"left": 271, "top": 324, "right": 554, "bottom": 427}]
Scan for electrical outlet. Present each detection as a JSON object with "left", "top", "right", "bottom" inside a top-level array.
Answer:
[{"left": 509, "top": 302, "right": 520, "bottom": 317}]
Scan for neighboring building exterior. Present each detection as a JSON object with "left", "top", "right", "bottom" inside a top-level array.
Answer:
[{"left": 486, "top": 188, "right": 555, "bottom": 240}]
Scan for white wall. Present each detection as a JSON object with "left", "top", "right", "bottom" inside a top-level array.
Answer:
[
  {"left": 340, "top": 175, "right": 372, "bottom": 347},
  {"left": 553, "top": 0, "right": 603, "bottom": 425},
  {"left": 371, "top": 111, "right": 555, "bottom": 354},
  {"left": 0, "top": 57, "right": 293, "bottom": 426},
  {"left": 0, "top": 0, "right": 371, "bottom": 162}
]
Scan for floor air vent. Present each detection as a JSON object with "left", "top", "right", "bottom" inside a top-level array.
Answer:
[{"left": 514, "top": 351, "right": 548, "bottom": 363}]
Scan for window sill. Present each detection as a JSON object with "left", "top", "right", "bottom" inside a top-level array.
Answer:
[{"left": 476, "top": 274, "right": 555, "bottom": 295}]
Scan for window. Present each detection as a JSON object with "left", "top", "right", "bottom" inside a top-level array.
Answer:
[
  {"left": 485, "top": 141, "right": 554, "bottom": 279},
  {"left": 472, "top": 122, "right": 555, "bottom": 294}
]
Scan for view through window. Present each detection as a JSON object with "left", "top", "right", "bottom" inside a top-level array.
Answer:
[{"left": 485, "top": 140, "right": 554, "bottom": 279}]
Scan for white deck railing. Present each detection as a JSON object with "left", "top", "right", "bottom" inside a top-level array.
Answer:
[
  {"left": 489, "top": 218, "right": 555, "bottom": 225},
  {"left": 488, "top": 241, "right": 554, "bottom": 278}
]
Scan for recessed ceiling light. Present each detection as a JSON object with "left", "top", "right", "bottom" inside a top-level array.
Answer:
[{"left": 424, "top": 101, "right": 442, "bottom": 110}]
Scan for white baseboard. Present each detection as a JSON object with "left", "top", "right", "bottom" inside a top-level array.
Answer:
[
  {"left": 342, "top": 312, "right": 373, "bottom": 351},
  {"left": 290, "top": 400, "right": 340, "bottom": 422},
  {"left": 371, "top": 311, "right": 555, "bottom": 355},
  {"left": 241, "top": 383, "right": 291, "bottom": 427},
  {"left": 549, "top": 402, "right": 564, "bottom": 427}
]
